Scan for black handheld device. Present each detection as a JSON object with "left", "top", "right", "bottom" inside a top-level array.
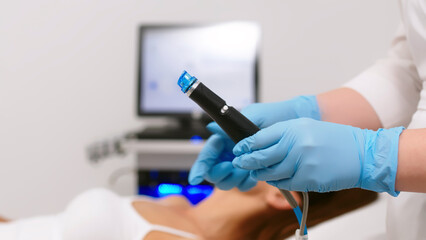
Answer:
[
  {"left": 178, "top": 72, "right": 259, "bottom": 143},
  {"left": 177, "top": 71, "right": 308, "bottom": 237}
]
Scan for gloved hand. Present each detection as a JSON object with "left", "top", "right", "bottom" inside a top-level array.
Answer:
[
  {"left": 232, "top": 118, "right": 404, "bottom": 196},
  {"left": 189, "top": 134, "right": 257, "bottom": 191},
  {"left": 189, "top": 95, "right": 321, "bottom": 191},
  {"left": 206, "top": 95, "right": 321, "bottom": 135}
]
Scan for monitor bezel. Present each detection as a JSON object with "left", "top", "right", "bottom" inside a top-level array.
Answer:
[{"left": 136, "top": 23, "right": 260, "bottom": 117}]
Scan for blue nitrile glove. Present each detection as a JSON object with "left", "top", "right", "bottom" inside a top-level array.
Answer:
[
  {"left": 189, "top": 134, "right": 257, "bottom": 191},
  {"left": 189, "top": 95, "right": 321, "bottom": 191},
  {"left": 207, "top": 95, "right": 321, "bottom": 134},
  {"left": 232, "top": 118, "right": 404, "bottom": 196}
]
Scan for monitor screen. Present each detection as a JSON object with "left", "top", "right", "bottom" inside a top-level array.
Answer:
[{"left": 137, "top": 22, "right": 260, "bottom": 116}]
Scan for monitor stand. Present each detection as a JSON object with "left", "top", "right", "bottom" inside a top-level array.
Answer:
[{"left": 131, "top": 116, "right": 212, "bottom": 140}]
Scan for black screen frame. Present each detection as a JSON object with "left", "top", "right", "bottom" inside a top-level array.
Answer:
[{"left": 136, "top": 23, "right": 260, "bottom": 118}]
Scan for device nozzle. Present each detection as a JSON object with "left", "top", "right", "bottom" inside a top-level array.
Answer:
[{"left": 178, "top": 70, "right": 198, "bottom": 93}]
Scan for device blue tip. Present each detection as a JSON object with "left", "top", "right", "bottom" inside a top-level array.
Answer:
[{"left": 178, "top": 70, "right": 197, "bottom": 93}]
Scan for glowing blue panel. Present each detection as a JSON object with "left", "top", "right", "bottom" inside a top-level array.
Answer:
[{"left": 157, "top": 183, "right": 183, "bottom": 197}]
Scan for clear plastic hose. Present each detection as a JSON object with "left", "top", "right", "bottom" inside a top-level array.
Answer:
[{"left": 300, "top": 192, "right": 309, "bottom": 236}]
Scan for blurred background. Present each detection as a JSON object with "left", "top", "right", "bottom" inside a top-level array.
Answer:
[{"left": 0, "top": 0, "right": 398, "bottom": 222}]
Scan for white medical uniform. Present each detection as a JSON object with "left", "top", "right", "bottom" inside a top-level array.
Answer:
[
  {"left": 345, "top": 0, "right": 426, "bottom": 239},
  {"left": 0, "top": 189, "right": 199, "bottom": 240}
]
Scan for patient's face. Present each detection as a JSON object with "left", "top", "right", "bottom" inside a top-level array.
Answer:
[
  {"left": 217, "top": 181, "right": 280, "bottom": 199},
  {"left": 241, "top": 181, "right": 274, "bottom": 195},
  {"left": 215, "top": 181, "right": 298, "bottom": 208}
]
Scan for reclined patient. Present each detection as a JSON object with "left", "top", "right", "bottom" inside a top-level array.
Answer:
[{"left": 0, "top": 182, "right": 376, "bottom": 240}]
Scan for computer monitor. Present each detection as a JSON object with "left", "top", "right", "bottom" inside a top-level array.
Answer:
[{"left": 137, "top": 22, "right": 260, "bottom": 122}]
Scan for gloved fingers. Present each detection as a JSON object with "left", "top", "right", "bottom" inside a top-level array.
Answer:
[
  {"left": 188, "top": 134, "right": 225, "bottom": 185},
  {"left": 237, "top": 174, "right": 257, "bottom": 192},
  {"left": 215, "top": 167, "right": 250, "bottom": 191},
  {"left": 206, "top": 122, "right": 228, "bottom": 138},
  {"left": 204, "top": 161, "right": 234, "bottom": 183},
  {"left": 249, "top": 147, "right": 300, "bottom": 180},
  {"left": 232, "top": 143, "right": 285, "bottom": 170},
  {"left": 232, "top": 123, "right": 289, "bottom": 156},
  {"left": 250, "top": 159, "right": 295, "bottom": 181}
]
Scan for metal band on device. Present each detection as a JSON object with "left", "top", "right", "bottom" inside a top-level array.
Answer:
[{"left": 186, "top": 81, "right": 201, "bottom": 96}]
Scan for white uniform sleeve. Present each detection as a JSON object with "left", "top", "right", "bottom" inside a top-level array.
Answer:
[{"left": 344, "top": 25, "right": 422, "bottom": 128}]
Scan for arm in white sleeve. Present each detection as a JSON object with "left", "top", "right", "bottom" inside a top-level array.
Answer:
[{"left": 344, "top": 25, "right": 422, "bottom": 128}]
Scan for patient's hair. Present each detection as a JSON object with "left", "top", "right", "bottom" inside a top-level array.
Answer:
[{"left": 236, "top": 189, "right": 377, "bottom": 240}]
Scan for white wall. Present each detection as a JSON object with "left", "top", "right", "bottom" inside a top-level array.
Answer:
[{"left": 0, "top": 0, "right": 399, "bottom": 219}]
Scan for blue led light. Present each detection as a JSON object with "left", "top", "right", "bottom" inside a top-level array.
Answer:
[
  {"left": 187, "top": 185, "right": 213, "bottom": 195},
  {"left": 157, "top": 183, "right": 183, "bottom": 196},
  {"left": 190, "top": 135, "right": 203, "bottom": 144},
  {"left": 140, "top": 183, "right": 214, "bottom": 205}
]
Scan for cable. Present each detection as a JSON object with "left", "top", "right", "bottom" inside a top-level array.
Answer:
[
  {"left": 300, "top": 192, "right": 309, "bottom": 235},
  {"left": 281, "top": 189, "right": 308, "bottom": 237},
  {"left": 293, "top": 192, "right": 309, "bottom": 239},
  {"left": 294, "top": 206, "right": 303, "bottom": 227},
  {"left": 280, "top": 189, "right": 299, "bottom": 209}
]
